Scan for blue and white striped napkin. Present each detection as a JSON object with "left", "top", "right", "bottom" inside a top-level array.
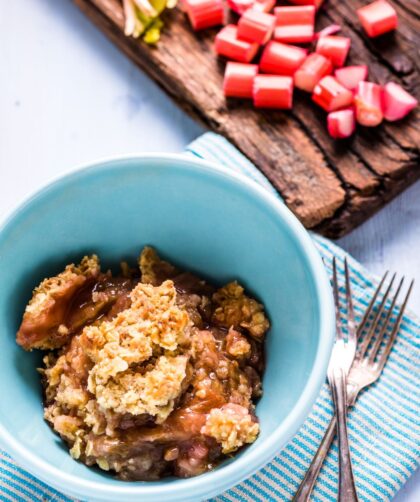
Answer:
[{"left": 1, "top": 133, "right": 419, "bottom": 502}]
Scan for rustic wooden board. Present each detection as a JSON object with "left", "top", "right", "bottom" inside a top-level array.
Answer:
[{"left": 74, "top": 0, "right": 419, "bottom": 237}]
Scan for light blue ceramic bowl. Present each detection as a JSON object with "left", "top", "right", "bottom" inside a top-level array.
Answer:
[{"left": 0, "top": 154, "right": 334, "bottom": 501}]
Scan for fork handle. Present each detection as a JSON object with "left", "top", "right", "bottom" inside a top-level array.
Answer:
[
  {"left": 331, "top": 368, "right": 359, "bottom": 502},
  {"left": 292, "top": 415, "right": 337, "bottom": 501}
]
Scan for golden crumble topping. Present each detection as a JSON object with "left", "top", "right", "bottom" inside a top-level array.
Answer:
[
  {"left": 85, "top": 280, "right": 192, "bottom": 421},
  {"left": 92, "top": 355, "right": 189, "bottom": 422},
  {"left": 212, "top": 282, "right": 270, "bottom": 339},
  {"left": 84, "top": 279, "right": 188, "bottom": 365},
  {"left": 225, "top": 328, "right": 251, "bottom": 358},
  {"left": 17, "top": 247, "right": 269, "bottom": 480},
  {"left": 201, "top": 403, "right": 260, "bottom": 454},
  {"left": 139, "top": 246, "right": 177, "bottom": 286}
]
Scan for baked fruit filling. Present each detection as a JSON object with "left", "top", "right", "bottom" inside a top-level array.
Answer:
[{"left": 16, "top": 247, "right": 269, "bottom": 480}]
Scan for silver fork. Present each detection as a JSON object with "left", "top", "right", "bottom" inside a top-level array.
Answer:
[
  {"left": 327, "top": 258, "right": 359, "bottom": 502},
  {"left": 294, "top": 266, "right": 414, "bottom": 502}
]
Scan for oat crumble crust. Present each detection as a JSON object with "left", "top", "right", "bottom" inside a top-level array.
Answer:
[
  {"left": 17, "top": 247, "right": 270, "bottom": 480},
  {"left": 139, "top": 246, "right": 177, "bottom": 285},
  {"left": 85, "top": 280, "right": 191, "bottom": 422},
  {"left": 201, "top": 403, "right": 259, "bottom": 454},
  {"left": 212, "top": 282, "right": 270, "bottom": 339}
]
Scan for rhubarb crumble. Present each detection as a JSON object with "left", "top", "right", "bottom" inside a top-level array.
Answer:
[{"left": 16, "top": 247, "right": 269, "bottom": 480}]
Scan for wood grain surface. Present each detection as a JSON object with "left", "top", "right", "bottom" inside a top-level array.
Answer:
[{"left": 74, "top": 0, "right": 420, "bottom": 237}]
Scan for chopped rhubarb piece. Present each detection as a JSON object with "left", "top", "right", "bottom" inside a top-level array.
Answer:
[
  {"left": 253, "top": 75, "right": 294, "bottom": 109},
  {"left": 227, "top": 0, "right": 275, "bottom": 14},
  {"left": 260, "top": 41, "right": 307, "bottom": 76},
  {"left": 287, "top": 0, "right": 324, "bottom": 11},
  {"left": 227, "top": 0, "right": 254, "bottom": 15},
  {"left": 327, "top": 108, "right": 356, "bottom": 138},
  {"left": 215, "top": 25, "right": 259, "bottom": 63},
  {"left": 274, "top": 25, "right": 314, "bottom": 44},
  {"left": 274, "top": 6, "right": 315, "bottom": 25},
  {"left": 314, "top": 24, "right": 341, "bottom": 39},
  {"left": 273, "top": 6, "right": 315, "bottom": 43},
  {"left": 237, "top": 10, "right": 276, "bottom": 45},
  {"left": 185, "top": 0, "right": 225, "bottom": 31},
  {"left": 382, "top": 82, "right": 418, "bottom": 121},
  {"left": 316, "top": 36, "right": 351, "bottom": 67},
  {"left": 223, "top": 62, "right": 259, "bottom": 98},
  {"left": 312, "top": 76, "right": 354, "bottom": 112},
  {"left": 251, "top": 0, "right": 276, "bottom": 13},
  {"left": 354, "top": 81, "right": 383, "bottom": 126},
  {"left": 294, "top": 53, "right": 333, "bottom": 92},
  {"left": 335, "top": 65, "right": 368, "bottom": 91},
  {"left": 357, "top": 0, "right": 397, "bottom": 38}
]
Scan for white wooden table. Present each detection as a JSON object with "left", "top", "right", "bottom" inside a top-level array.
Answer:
[{"left": 1, "top": 1, "right": 418, "bottom": 499}]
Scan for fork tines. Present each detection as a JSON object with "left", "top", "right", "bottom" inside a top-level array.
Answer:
[{"left": 352, "top": 270, "right": 414, "bottom": 368}]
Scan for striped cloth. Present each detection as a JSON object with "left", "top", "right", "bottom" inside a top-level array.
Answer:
[{"left": 1, "top": 133, "right": 419, "bottom": 502}]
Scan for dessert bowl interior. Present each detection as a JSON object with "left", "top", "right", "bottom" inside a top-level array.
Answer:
[{"left": 0, "top": 155, "right": 334, "bottom": 501}]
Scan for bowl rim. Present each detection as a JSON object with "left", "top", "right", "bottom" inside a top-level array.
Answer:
[{"left": 0, "top": 153, "right": 334, "bottom": 501}]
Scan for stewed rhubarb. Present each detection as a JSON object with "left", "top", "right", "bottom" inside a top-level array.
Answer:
[
  {"left": 354, "top": 81, "right": 383, "bottom": 126},
  {"left": 215, "top": 25, "right": 259, "bottom": 63},
  {"left": 17, "top": 247, "right": 269, "bottom": 480},
  {"left": 382, "top": 82, "right": 418, "bottom": 121},
  {"left": 357, "top": 0, "right": 398, "bottom": 38},
  {"left": 312, "top": 76, "right": 354, "bottom": 112},
  {"left": 294, "top": 53, "right": 333, "bottom": 92},
  {"left": 237, "top": 9, "right": 276, "bottom": 45},
  {"left": 260, "top": 41, "right": 307, "bottom": 76},
  {"left": 253, "top": 75, "right": 294, "bottom": 108},
  {"left": 316, "top": 36, "right": 351, "bottom": 67},
  {"left": 223, "top": 62, "right": 259, "bottom": 98}
]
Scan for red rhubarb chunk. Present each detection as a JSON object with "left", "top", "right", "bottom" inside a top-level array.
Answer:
[
  {"left": 274, "top": 6, "right": 315, "bottom": 25},
  {"left": 260, "top": 41, "right": 307, "bottom": 76},
  {"left": 237, "top": 10, "right": 276, "bottom": 45},
  {"left": 273, "top": 6, "right": 315, "bottom": 43},
  {"left": 335, "top": 65, "right": 368, "bottom": 91},
  {"left": 251, "top": 0, "right": 276, "bottom": 13},
  {"left": 227, "top": 0, "right": 254, "bottom": 15},
  {"left": 294, "top": 53, "right": 333, "bottom": 92},
  {"left": 327, "top": 108, "right": 356, "bottom": 138},
  {"left": 253, "top": 75, "right": 294, "bottom": 108},
  {"left": 357, "top": 0, "right": 398, "bottom": 38},
  {"left": 312, "top": 76, "right": 354, "bottom": 112},
  {"left": 382, "top": 82, "right": 418, "bottom": 121},
  {"left": 215, "top": 25, "right": 259, "bottom": 63},
  {"left": 223, "top": 62, "right": 259, "bottom": 98},
  {"left": 287, "top": 0, "right": 324, "bottom": 11},
  {"left": 314, "top": 24, "right": 341, "bottom": 40},
  {"left": 274, "top": 25, "right": 314, "bottom": 44},
  {"left": 316, "top": 36, "right": 351, "bottom": 67},
  {"left": 227, "top": 0, "right": 275, "bottom": 14},
  {"left": 185, "top": 0, "right": 225, "bottom": 31},
  {"left": 354, "top": 81, "right": 383, "bottom": 126}
]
